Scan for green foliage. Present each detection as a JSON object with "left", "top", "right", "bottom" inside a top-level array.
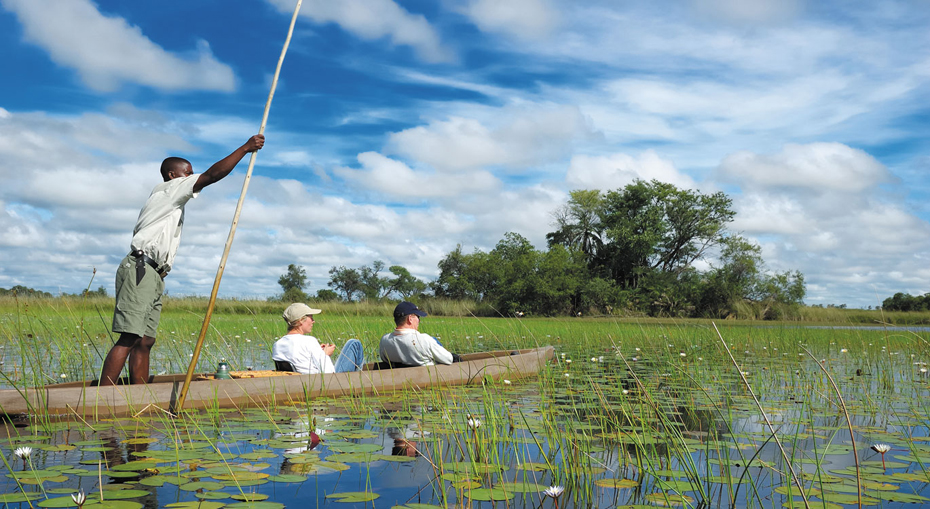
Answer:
[
  {"left": 595, "top": 179, "right": 734, "bottom": 286},
  {"left": 277, "top": 264, "right": 308, "bottom": 302},
  {"left": 882, "top": 292, "right": 930, "bottom": 312},
  {"left": 431, "top": 180, "right": 805, "bottom": 319},
  {"left": 315, "top": 289, "right": 340, "bottom": 301},
  {"left": 0, "top": 285, "right": 54, "bottom": 298},
  {"left": 329, "top": 261, "right": 427, "bottom": 302},
  {"left": 386, "top": 265, "right": 427, "bottom": 299}
]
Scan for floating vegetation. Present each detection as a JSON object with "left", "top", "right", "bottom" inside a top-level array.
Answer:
[{"left": 4, "top": 309, "right": 930, "bottom": 507}]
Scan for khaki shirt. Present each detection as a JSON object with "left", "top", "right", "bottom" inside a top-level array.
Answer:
[{"left": 130, "top": 174, "right": 199, "bottom": 269}]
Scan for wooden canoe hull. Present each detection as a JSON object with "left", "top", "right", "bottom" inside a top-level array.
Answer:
[{"left": 0, "top": 347, "right": 553, "bottom": 419}]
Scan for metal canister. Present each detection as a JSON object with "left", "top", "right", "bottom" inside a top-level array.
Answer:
[{"left": 215, "top": 360, "right": 232, "bottom": 380}]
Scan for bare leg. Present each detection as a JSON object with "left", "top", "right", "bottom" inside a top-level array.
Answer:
[
  {"left": 99, "top": 333, "right": 139, "bottom": 386},
  {"left": 128, "top": 335, "right": 156, "bottom": 384},
  {"left": 99, "top": 333, "right": 156, "bottom": 385}
]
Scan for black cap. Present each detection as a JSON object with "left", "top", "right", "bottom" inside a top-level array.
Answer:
[{"left": 394, "top": 301, "right": 427, "bottom": 319}]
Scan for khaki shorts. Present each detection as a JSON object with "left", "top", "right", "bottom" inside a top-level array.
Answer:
[{"left": 112, "top": 255, "right": 165, "bottom": 338}]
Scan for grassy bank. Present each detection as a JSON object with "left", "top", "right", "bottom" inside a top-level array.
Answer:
[{"left": 2, "top": 294, "right": 929, "bottom": 325}]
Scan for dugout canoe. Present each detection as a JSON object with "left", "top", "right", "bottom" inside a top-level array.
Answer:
[{"left": 0, "top": 346, "right": 554, "bottom": 419}]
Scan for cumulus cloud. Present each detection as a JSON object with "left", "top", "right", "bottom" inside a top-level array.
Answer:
[
  {"left": 460, "top": 0, "right": 558, "bottom": 40},
  {"left": 266, "top": 0, "right": 452, "bottom": 63},
  {"left": 717, "top": 142, "right": 930, "bottom": 305},
  {"left": 566, "top": 150, "right": 696, "bottom": 190},
  {"left": 1, "top": 0, "right": 235, "bottom": 92},
  {"left": 387, "top": 105, "right": 593, "bottom": 172},
  {"left": 332, "top": 152, "right": 500, "bottom": 198},
  {"left": 718, "top": 142, "right": 895, "bottom": 193}
]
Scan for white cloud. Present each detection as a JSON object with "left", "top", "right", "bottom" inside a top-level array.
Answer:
[
  {"left": 1, "top": 0, "right": 235, "bottom": 92},
  {"left": 718, "top": 143, "right": 895, "bottom": 193},
  {"left": 690, "top": 0, "right": 803, "bottom": 25},
  {"left": 332, "top": 152, "right": 500, "bottom": 198},
  {"left": 461, "top": 0, "right": 558, "bottom": 40},
  {"left": 266, "top": 0, "right": 452, "bottom": 63},
  {"left": 566, "top": 150, "right": 696, "bottom": 190},
  {"left": 387, "top": 105, "right": 593, "bottom": 172},
  {"left": 718, "top": 142, "right": 930, "bottom": 306}
]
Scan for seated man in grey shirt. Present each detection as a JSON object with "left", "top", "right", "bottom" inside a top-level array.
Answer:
[{"left": 379, "top": 302, "right": 459, "bottom": 367}]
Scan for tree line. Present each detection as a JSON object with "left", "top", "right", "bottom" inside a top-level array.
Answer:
[
  {"left": 280, "top": 180, "right": 807, "bottom": 319},
  {"left": 882, "top": 292, "right": 930, "bottom": 312}
]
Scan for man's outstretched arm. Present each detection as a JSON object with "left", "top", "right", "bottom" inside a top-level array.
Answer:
[{"left": 194, "top": 134, "right": 265, "bottom": 192}]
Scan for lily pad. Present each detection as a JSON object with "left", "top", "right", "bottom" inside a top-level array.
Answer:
[
  {"left": 463, "top": 488, "right": 515, "bottom": 501},
  {"left": 325, "top": 491, "right": 380, "bottom": 503},
  {"left": 230, "top": 494, "right": 268, "bottom": 502},
  {"left": 166, "top": 503, "right": 226, "bottom": 509},
  {"left": 595, "top": 478, "right": 640, "bottom": 488},
  {"left": 0, "top": 492, "right": 44, "bottom": 503},
  {"left": 267, "top": 474, "right": 307, "bottom": 483}
]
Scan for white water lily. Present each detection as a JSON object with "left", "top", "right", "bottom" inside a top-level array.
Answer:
[
  {"left": 544, "top": 485, "right": 565, "bottom": 498},
  {"left": 870, "top": 443, "right": 891, "bottom": 454},
  {"left": 503, "top": 379, "right": 512, "bottom": 385},
  {"left": 71, "top": 490, "right": 86, "bottom": 507},
  {"left": 467, "top": 416, "right": 482, "bottom": 429},
  {"left": 871, "top": 443, "right": 892, "bottom": 470},
  {"left": 14, "top": 446, "right": 32, "bottom": 469}
]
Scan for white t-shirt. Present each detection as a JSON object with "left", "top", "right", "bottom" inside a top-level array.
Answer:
[
  {"left": 379, "top": 328, "right": 454, "bottom": 366},
  {"left": 272, "top": 334, "right": 335, "bottom": 374},
  {"left": 130, "top": 174, "right": 200, "bottom": 269}
]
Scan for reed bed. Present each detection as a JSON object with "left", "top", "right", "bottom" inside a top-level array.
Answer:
[{"left": 2, "top": 299, "right": 930, "bottom": 508}]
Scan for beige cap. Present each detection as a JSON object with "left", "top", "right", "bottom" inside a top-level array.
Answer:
[{"left": 282, "top": 303, "right": 322, "bottom": 324}]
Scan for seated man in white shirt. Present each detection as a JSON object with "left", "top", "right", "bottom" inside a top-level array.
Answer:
[
  {"left": 379, "top": 301, "right": 459, "bottom": 367},
  {"left": 272, "top": 303, "right": 364, "bottom": 374}
]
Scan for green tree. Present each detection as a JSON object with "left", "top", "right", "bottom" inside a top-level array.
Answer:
[
  {"left": 358, "top": 260, "right": 390, "bottom": 301},
  {"left": 328, "top": 266, "right": 362, "bottom": 301},
  {"left": 278, "top": 264, "right": 309, "bottom": 302},
  {"left": 432, "top": 245, "right": 478, "bottom": 300},
  {"left": 315, "top": 289, "right": 340, "bottom": 301},
  {"left": 547, "top": 189, "right": 604, "bottom": 261},
  {"left": 386, "top": 265, "right": 427, "bottom": 299},
  {"left": 596, "top": 180, "right": 734, "bottom": 288}
]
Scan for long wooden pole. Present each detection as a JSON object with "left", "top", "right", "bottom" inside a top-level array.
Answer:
[{"left": 176, "top": 0, "right": 304, "bottom": 412}]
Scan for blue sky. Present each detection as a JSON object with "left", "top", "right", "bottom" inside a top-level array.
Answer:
[{"left": 1, "top": 0, "right": 928, "bottom": 308}]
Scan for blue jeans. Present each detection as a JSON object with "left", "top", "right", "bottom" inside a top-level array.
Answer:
[{"left": 333, "top": 339, "right": 365, "bottom": 373}]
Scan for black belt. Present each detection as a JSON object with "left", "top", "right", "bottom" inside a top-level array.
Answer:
[{"left": 130, "top": 250, "right": 168, "bottom": 283}]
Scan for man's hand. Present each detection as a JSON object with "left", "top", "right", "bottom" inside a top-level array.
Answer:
[
  {"left": 321, "top": 343, "right": 336, "bottom": 356},
  {"left": 243, "top": 134, "right": 265, "bottom": 152}
]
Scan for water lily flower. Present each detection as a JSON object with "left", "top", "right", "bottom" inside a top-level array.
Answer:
[
  {"left": 467, "top": 416, "right": 482, "bottom": 429},
  {"left": 72, "top": 490, "right": 86, "bottom": 508},
  {"left": 871, "top": 443, "right": 892, "bottom": 470},
  {"left": 503, "top": 379, "right": 512, "bottom": 385},
  {"left": 544, "top": 485, "right": 564, "bottom": 497},
  {"left": 840, "top": 348, "right": 848, "bottom": 353},
  {"left": 14, "top": 446, "right": 32, "bottom": 469},
  {"left": 60, "top": 373, "right": 68, "bottom": 379},
  {"left": 564, "top": 373, "right": 570, "bottom": 378}
]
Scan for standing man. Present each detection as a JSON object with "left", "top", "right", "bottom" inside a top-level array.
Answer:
[
  {"left": 379, "top": 301, "right": 459, "bottom": 367},
  {"left": 272, "top": 303, "right": 365, "bottom": 374},
  {"left": 99, "top": 134, "right": 265, "bottom": 386}
]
